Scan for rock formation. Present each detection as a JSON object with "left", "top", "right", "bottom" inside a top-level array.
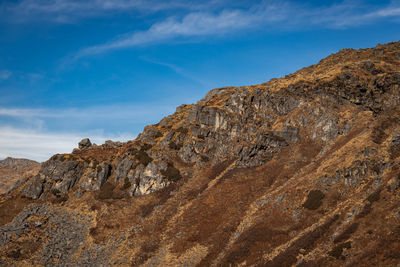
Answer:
[{"left": 1, "top": 41, "right": 400, "bottom": 266}]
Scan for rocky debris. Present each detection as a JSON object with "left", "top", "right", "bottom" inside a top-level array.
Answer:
[
  {"left": 78, "top": 138, "right": 92, "bottom": 149},
  {"left": 0, "top": 204, "right": 93, "bottom": 266}
]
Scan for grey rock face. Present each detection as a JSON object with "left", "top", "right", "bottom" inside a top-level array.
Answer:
[
  {"left": 115, "top": 157, "right": 135, "bottom": 183},
  {"left": 129, "top": 161, "right": 170, "bottom": 196},
  {"left": 78, "top": 138, "right": 92, "bottom": 149},
  {"left": 40, "top": 155, "right": 83, "bottom": 194},
  {"left": 139, "top": 126, "right": 163, "bottom": 145},
  {"left": 105, "top": 140, "right": 123, "bottom": 147},
  {"left": 280, "top": 126, "right": 299, "bottom": 143},
  {"left": 20, "top": 175, "right": 43, "bottom": 199},
  {"left": 79, "top": 162, "right": 110, "bottom": 191},
  {"left": 178, "top": 144, "right": 198, "bottom": 164}
]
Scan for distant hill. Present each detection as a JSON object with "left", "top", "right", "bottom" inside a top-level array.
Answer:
[
  {"left": 0, "top": 41, "right": 400, "bottom": 266},
  {"left": 0, "top": 157, "right": 40, "bottom": 194}
]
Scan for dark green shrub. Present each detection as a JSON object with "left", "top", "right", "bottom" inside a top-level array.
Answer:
[
  {"left": 141, "top": 143, "right": 152, "bottom": 150},
  {"left": 122, "top": 177, "right": 131, "bottom": 190},
  {"left": 334, "top": 223, "right": 359, "bottom": 243},
  {"left": 302, "top": 190, "right": 324, "bottom": 210},
  {"left": 154, "top": 132, "right": 163, "bottom": 138},
  {"left": 161, "top": 164, "right": 182, "bottom": 182},
  {"left": 89, "top": 227, "right": 98, "bottom": 236},
  {"left": 328, "top": 241, "right": 351, "bottom": 259},
  {"left": 168, "top": 141, "right": 183, "bottom": 150},
  {"left": 356, "top": 203, "right": 372, "bottom": 218},
  {"left": 97, "top": 182, "right": 115, "bottom": 200},
  {"left": 176, "top": 127, "right": 188, "bottom": 134},
  {"left": 367, "top": 189, "right": 381, "bottom": 203},
  {"left": 200, "top": 155, "right": 210, "bottom": 162},
  {"left": 137, "top": 149, "right": 152, "bottom": 166},
  {"left": 96, "top": 165, "right": 102, "bottom": 173}
]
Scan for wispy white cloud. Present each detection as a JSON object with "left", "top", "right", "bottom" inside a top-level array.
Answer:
[
  {"left": 0, "top": 126, "right": 135, "bottom": 161},
  {"left": 74, "top": 3, "right": 286, "bottom": 57},
  {"left": 72, "top": 1, "right": 400, "bottom": 58},
  {"left": 1, "top": 0, "right": 225, "bottom": 23},
  {"left": 0, "top": 70, "right": 12, "bottom": 81},
  {"left": 140, "top": 57, "right": 209, "bottom": 86},
  {"left": 0, "top": 102, "right": 176, "bottom": 121}
]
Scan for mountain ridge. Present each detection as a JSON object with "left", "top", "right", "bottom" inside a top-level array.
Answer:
[{"left": 0, "top": 40, "right": 400, "bottom": 266}]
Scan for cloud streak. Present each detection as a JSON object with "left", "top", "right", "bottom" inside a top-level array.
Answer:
[
  {"left": 0, "top": 102, "right": 176, "bottom": 122},
  {"left": 1, "top": 0, "right": 225, "bottom": 23},
  {"left": 73, "top": 1, "right": 400, "bottom": 58},
  {"left": 75, "top": 3, "right": 286, "bottom": 57}
]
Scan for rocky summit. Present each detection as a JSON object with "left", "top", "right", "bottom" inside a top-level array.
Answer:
[{"left": 1, "top": 41, "right": 400, "bottom": 266}]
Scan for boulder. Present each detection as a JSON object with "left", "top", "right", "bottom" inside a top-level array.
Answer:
[{"left": 78, "top": 138, "right": 92, "bottom": 149}]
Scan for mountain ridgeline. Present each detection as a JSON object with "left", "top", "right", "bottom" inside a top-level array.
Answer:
[{"left": 1, "top": 41, "right": 400, "bottom": 266}]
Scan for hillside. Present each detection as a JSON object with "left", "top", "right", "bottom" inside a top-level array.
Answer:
[
  {"left": 1, "top": 41, "right": 400, "bottom": 266},
  {"left": 0, "top": 158, "right": 40, "bottom": 195}
]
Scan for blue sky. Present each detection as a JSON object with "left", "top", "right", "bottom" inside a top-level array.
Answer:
[{"left": 0, "top": 0, "right": 400, "bottom": 161}]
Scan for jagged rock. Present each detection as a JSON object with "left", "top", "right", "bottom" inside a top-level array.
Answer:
[
  {"left": 20, "top": 175, "right": 43, "bottom": 199},
  {"left": 40, "top": 155, "right": 82, "bottom": 194},
  {"left": 78, "top": 138, "right": 92, "bottom": 149},
  {"left": 104, "top": 140, "right": 123, "bottom": 147},
  {"left": 178, "top": 144, "right": 198, "bottom": 164},
  {"left": 129, "top": 161, "right": 169, "bottom": 196},
  {"left": 139, "top": 126, "right": 163, "bottom": 145},
  {"left": 79, "top": 162, "right": 110, "bottom": 191},
  {"left": 115, "top": 157, "right": 135, "bottom": 183}
]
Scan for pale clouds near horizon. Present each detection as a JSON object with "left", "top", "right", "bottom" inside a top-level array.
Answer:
[
  {"left": 0, "top": 103, "right": 179, "bottom": 161},
  {"left": 0, "top": 126, "right": 135, "bottom": 162}
]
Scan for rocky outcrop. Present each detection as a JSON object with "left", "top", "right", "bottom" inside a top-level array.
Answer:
[
  {"left": 78, "top": 138, "right": 92, "bottom": 149},
  {"left": 40, "top": 154, "right": 84, "bottom": 194}
]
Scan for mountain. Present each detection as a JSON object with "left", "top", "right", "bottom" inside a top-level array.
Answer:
[
  {"left": 0, "top": 157, "right": 40, "bottom": 195},
  {"left": 1, "top": 41, "right": 400, "bottom": 266}
]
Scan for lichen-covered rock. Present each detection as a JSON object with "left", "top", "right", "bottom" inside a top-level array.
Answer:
[
  {"left": 79, "top": 162, "right": 110, "bottom": 191},
  {"left": 129, "top": 160, "right": 169, "bottom": 196},
  {"left": 20, "top": 175, "right": 43, "bottom": 199},
  {"left": 39, "top": 155, "right": 84, "bottom": 194},
  {"left": 78, "top": 138, "right": 92, "bottom": 149},
  {"left": 115, "top": 157, "right": 135, "bottom": 183}
]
